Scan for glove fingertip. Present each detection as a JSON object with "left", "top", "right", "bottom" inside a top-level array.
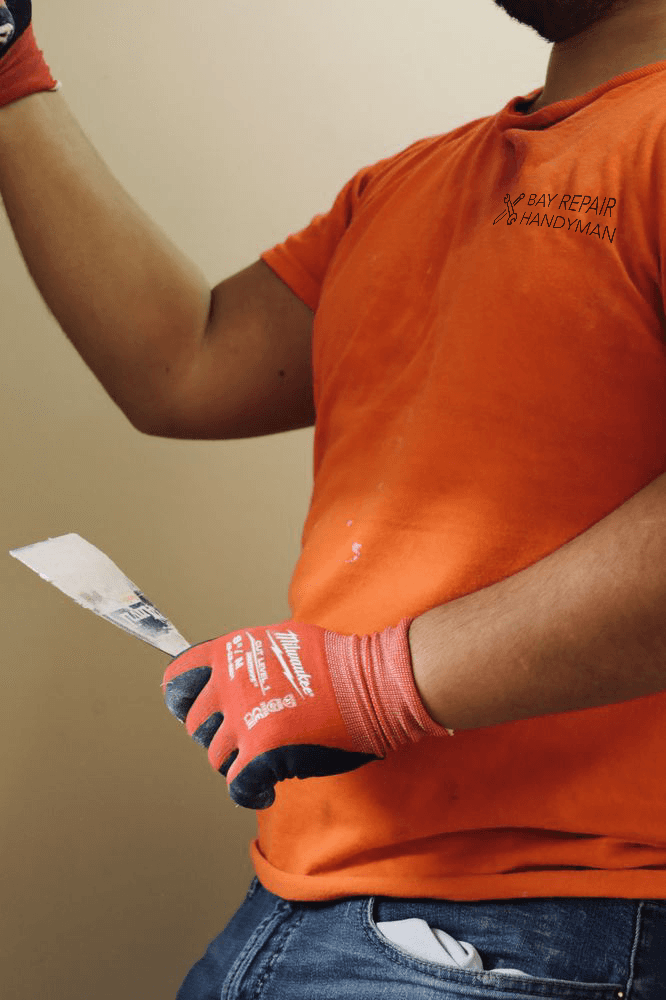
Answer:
[
  {"left": 193, "top": 712, "right": 224, "bottom": 748},
  {"left": 218, "top": 747, "right": 239, "bottom": 778},
  {"left": 226, "top": 753, "right": 277, "bottom": 810},
  {"left": 229, "top": 777, "right": 276, "bottom": 811},
  {"left": 163, "top": 666, "right": 212, "bottom": 721}
]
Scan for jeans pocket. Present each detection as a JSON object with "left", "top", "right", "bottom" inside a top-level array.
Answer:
[
  {"left": 376, "top": 918, "right": 534, "bottom": 978},
  {"left": 366, "top": 899, "right": 627, "bottom": 997}
]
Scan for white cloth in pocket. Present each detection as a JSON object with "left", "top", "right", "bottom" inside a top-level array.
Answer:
[{"left": 376, "top": 919, "right": 534, "bottom": 978}]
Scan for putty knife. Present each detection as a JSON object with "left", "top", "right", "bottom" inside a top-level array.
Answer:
[{"left": 9, "top": 533, "right": 189, "bottom": 656}]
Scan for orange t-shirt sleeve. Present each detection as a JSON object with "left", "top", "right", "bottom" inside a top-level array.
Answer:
[
  {"left": 259, "top": 139, "right": 430, "bottom": 312},
  {"left": 259, "top": 169, "right": 368, "bottom": 313}
]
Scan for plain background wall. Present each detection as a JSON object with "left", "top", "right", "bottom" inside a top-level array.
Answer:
[{"left": 2, "top": 1, "right": 549, "bottom": 996}]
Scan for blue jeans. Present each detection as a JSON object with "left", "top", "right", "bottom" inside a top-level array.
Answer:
[{"left": 176, "top": 876, "right": 666, "bottom": 999}]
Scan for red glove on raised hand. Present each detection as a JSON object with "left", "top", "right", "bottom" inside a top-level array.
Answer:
[
  {"left": 0, "top": 2, "right": 61, "bottom": 109},
  {"left": 162, "top": 618, "right": 454, "bottom": 810}
]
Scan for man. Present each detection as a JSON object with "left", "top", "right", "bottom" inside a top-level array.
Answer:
[{"left": 2, "top": 1, "right": 666, "bottom": 996}]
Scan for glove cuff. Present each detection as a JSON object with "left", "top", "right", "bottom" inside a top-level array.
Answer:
[
  {"left": 0, "top": 24, "right": 61, "bottom": 110},
  {"left": 325, "top": 618, "right": 455, "bottom": 757}
]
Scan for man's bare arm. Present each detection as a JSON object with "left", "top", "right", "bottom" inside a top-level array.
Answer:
[
  {"left": 0, "top": 90, "right": 211, "bottom": 432},
  {"left": 409, "top": 471, "right": 666, "bottom": 731},
  {"left": 0, "top": 89, "right": 318, "bottom": 439}
]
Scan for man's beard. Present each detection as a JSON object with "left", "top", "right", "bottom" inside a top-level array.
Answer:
[{"left": 492, "top": 0, "right": 632, "bottom": 44}]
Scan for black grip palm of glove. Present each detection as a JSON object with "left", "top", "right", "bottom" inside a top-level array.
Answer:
[{"left": 0, "top": 1, "right": 31, "bottom": 56}]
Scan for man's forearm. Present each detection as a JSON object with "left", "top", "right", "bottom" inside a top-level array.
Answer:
[
  {"left": 0, "top": 91, "right": 211, "bottom": 432},
  {"left": 408, "top": 471, "right": 666, "bottom": 732}
]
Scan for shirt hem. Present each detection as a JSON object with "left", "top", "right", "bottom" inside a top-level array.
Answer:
[{"left": 250, "top": 839, "right": 666, "bottom": 903}]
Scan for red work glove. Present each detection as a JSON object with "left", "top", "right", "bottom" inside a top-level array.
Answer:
[
  {"left": 0, "top": 2, "right": 61, "bottom": 109},
  {"left": 162, "top": 618, "right": 454, "bottom": 810}
]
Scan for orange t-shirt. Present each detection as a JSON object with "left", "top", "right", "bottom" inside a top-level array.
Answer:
[{"left": 253, "top": 61, "right": 666, "bottom": 902}]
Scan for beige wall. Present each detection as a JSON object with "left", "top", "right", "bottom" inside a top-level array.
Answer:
[{"left": 1, "top": 2, "right": 546, "bottom": 996}]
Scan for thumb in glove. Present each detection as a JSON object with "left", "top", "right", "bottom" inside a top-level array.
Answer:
[{"left": 0, "top": 1, "right": 31, "bottom": 55}]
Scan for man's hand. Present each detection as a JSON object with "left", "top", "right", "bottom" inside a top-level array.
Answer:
[{"left": 162, "top": 617, "right": 453, "bottom": 810}]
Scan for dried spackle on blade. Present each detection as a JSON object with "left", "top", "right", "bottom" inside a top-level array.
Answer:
[{"left": 10, "top": 533, "right": 189, "bottom": 657}]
